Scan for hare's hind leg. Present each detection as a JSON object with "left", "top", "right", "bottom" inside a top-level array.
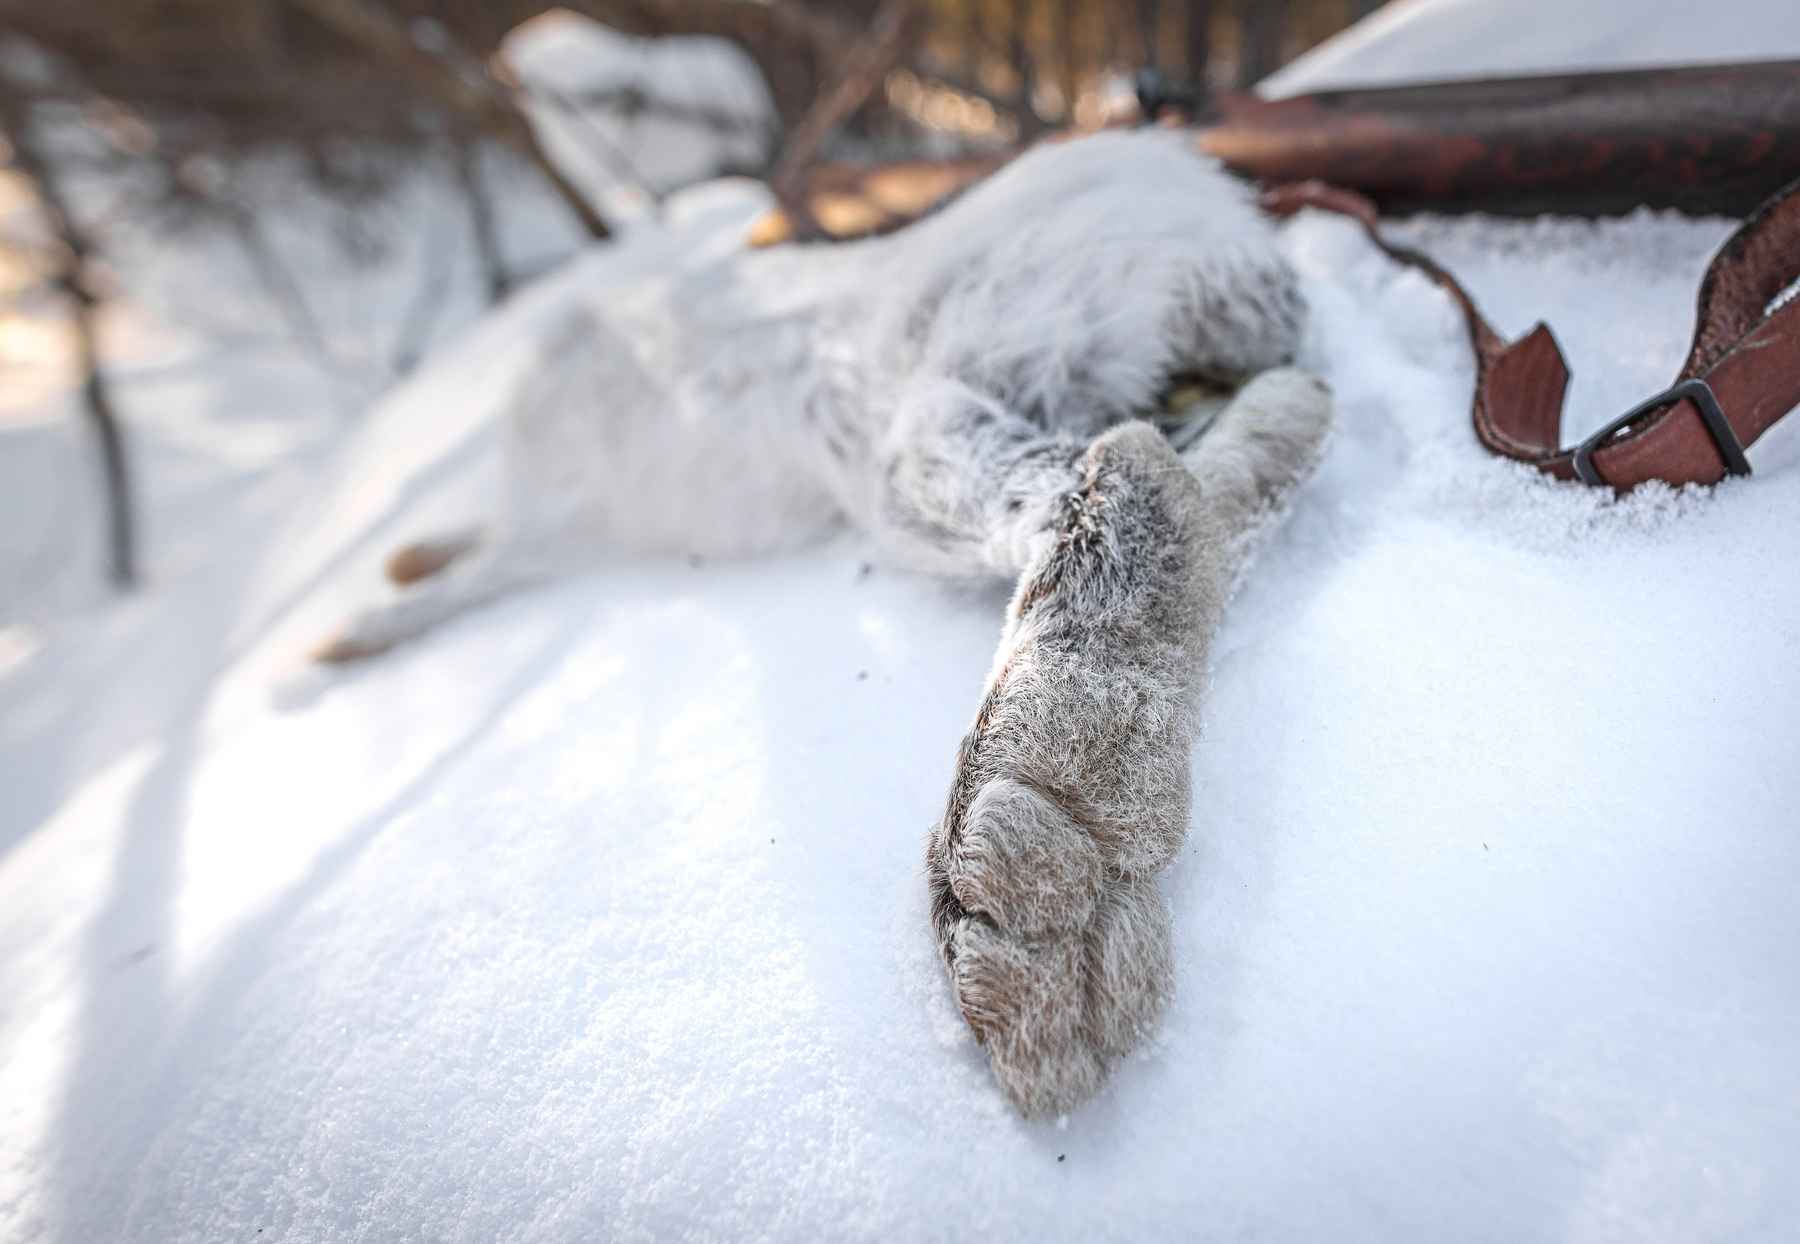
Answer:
[{"left": 915, "top": 369, "right": 1331, "bottom": 1116}]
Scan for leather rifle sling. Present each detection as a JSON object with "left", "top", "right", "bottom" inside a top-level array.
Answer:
[{"left": 1259, "top": 179, "right": 1800, "bottom": 491}]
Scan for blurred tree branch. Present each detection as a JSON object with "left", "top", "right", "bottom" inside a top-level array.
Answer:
[
  {"left": 283, "top": 0, "right": 613, "bottom": 239},
  {"left": 770, "top": 0, "right": 919, "bottom": 239}
]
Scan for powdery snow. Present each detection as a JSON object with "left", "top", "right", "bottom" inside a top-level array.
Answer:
[{"left": 4, "top": 4, "right": 1800, "bottom": 1242}]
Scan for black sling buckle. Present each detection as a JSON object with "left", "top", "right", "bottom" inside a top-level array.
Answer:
[{"left": 1571, "top": 377, "right": 1752, "bottom": 486}]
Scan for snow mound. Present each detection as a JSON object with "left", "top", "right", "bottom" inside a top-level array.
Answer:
[{"left": 504, "top": 12, "right": 776, "bottom": 219}]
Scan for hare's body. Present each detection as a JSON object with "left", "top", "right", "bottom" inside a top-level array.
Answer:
[{"left": 322, "top": 131, "right": 1333, "bottom": 1116}]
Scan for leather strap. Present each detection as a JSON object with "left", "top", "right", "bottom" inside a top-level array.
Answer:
[{"left": 1260, "top": 179, "right": 1800, "bottom": 490}]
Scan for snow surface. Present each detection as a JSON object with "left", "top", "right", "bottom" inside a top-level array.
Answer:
[{"left": 5, "top": 4, "right": 1800, "bottom": 1242}]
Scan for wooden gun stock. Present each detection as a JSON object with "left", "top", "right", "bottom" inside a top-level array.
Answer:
[{"left": 754, "top": 59, "right": 1800, "bottom": 243}]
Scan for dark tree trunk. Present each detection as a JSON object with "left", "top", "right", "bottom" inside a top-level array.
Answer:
[
  {"left": 0, "top": 73, "right": 137, "bottom": 588},
  {"left": 456, "top": 137, "right": 511, "bottom": 304},
  {"left": 1185, "top": 0, "right": 1212, "bottom": 84}
]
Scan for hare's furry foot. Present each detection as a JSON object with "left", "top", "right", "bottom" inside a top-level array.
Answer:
[
  {"left": 926, "top": 373, "right": 1333, "bottom": 1116},
  {"left": 926, "top": 422, "right": 1216, "bottom": 1115}
]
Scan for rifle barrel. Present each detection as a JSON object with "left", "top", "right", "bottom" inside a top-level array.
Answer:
[
  {"left": 764, "top": 60, "right": 1800, "bottom": 244},
  {"left": 1199, "top": 60, "right": 1800, "bottom": 216}
]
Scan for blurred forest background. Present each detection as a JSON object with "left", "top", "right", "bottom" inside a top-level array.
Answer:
[{"left": 0, "top": 0, "right": 1380, "bottom": 591}]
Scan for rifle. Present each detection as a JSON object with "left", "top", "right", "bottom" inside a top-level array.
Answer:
[{"left": 753, "top": 59, "right": 1800, "bottom": 244}]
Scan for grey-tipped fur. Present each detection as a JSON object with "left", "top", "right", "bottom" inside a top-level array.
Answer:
[{"left": 927, "top": 373, "right": 1330, "bottom": 1115}]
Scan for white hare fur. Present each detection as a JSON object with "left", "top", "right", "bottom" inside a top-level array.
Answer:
[{"left": 321, "top": 130, "right": 1333, "bottom": 1116}]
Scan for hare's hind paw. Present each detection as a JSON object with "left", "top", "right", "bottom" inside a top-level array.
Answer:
[
  {"left": 929, "top": 818, "right": 1173, "bottom": 1115},
  {"left": 927, "top": 423, "right": 1209, "bottom": 1116}
]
